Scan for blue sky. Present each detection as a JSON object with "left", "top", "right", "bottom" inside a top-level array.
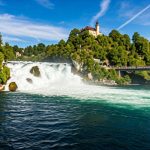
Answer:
[{"left": 0, "top": 0, "right": 150, "bottom": 47}]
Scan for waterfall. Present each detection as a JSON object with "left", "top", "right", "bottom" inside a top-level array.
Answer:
[{"left": 6, "top": 61, "right": 82, "bottom": 93}]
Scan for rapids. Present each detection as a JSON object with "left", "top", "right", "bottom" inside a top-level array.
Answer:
[{"left": 6, "top": 61, "right": 150, "bottom": 108}]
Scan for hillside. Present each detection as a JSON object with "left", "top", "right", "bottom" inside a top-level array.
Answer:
[{"left": 1, "top": 29, "right": 150, "bottom": 85}]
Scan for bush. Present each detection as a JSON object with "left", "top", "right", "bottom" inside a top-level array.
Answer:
[
  {"left": 0, "top": 66, "right": 10, "bottom": 84},
  {"left": 116, "top": 75, "right": 131, "bottom": 85},
  {"left": 3, "top": 66, "right": 10, "bottom": 79},
  {"left": 0, "top": 72, "right": 6, "bottom": 84},
  {"left": 135, "top": 71, "right": 150, "bottom": 80}
]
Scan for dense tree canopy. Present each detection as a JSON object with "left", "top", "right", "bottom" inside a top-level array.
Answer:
[
  {"left": 12, "top": 29, "right": 150, "bottom": 68},
  {"left": 0, "top": 29, "right": 150, "bottom": 85}
]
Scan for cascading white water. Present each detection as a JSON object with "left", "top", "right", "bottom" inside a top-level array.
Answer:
[
  {"left": 6, "top": 61, "right": 82, "bottom": 92},
  {"left": 6, "top": 61, "right": 150, "bottom": 108}
]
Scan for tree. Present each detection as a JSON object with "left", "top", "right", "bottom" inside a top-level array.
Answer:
[
  {"left": 109, "top": 30, "right": 121, "bottom": 42},
  {"left": 122, "top": 34, "right": 131, "bottom": 51},
  {"left": 132, "top": 32, "right": 140, "bottom": 44},
  {"left": 67, "top": 28, "right": 81, "bottom": 51},
  {"left": 4, "top": 43, "right": 15, "bottom": 60}
]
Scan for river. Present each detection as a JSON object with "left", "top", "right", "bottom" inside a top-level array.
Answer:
[{"left": 0, "top": 62, "right": 150, "bottom": 150}]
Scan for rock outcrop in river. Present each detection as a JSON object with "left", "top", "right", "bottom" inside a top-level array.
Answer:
[{"left": 30, "top": 66, "right": 41, "bottom": 77}]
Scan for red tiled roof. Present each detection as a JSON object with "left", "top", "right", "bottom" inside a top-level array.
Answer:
[{"left": 82, "top": 26, "right": 96, "bottom": 31}]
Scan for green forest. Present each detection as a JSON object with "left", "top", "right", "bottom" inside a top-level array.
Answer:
[{"left": 0, "top": 29, "right": 150, "bottom": 85}]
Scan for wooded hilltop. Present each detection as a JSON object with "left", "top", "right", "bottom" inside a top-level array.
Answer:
[{"left": 0, "top": 29, "right": 150, "bottom": 85}]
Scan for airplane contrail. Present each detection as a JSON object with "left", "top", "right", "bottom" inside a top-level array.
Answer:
[
  {"left": 117, "top": 4, "right": 150, "bottom": 30},
  {"left": 91, "top": 0, "right": 111, "bottom": 25}
]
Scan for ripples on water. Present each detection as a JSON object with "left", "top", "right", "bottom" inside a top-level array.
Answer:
[{"left": 0, "top": 89, "right": 150, "bottom": 150}]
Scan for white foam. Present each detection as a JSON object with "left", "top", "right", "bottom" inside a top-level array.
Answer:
[{"left": 6, "top": 61, "right": 150, "bottom": 108}]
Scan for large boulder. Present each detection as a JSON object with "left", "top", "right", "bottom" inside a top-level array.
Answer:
[
  {"left": 72, "top": 60, "right": 83, "bottom": 72},
  {"left": 30, "top": 66, "right": 41, "bottom": 77},
  {"left": 26, "top": 78, "right": 33, "bottom": 84},
  {"left": 9, "top": 82, "right": 18, "bottom": 92},
  {"left": 88, "top": 73, "right": 93, "bottom": 80}
]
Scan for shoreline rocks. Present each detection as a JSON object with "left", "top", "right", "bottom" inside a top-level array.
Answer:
[
  {"left": 83, "top": 79, "right": 117, "bottom": 86},
  {"left": 0, "top": 84, "right": 5, "bottom": 91},
  {"left": 87, "top": 73, "right": 93, "bottom": 80}
]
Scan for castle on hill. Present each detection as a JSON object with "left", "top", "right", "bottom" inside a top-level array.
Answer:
[{"left": 82, "top": 21, "right": 102, "bottom": 37}]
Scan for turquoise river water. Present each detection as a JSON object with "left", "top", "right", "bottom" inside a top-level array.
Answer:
[{"left": 0, "top": 62, "right": 150, "bottom": 150}]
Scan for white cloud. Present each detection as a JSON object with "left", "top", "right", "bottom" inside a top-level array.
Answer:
[
  {"left": 91, "top": 0, "right": 111, "bottom": 25},
  {"left": 3, "top": 36, "right": 25, "bottom": 42},
  {"left": 140, "top": 13, "right": 150, "bottom": 26},
  {"left": 118, "top": 1, "right": 136, "bottom": 19},
  {"left": 0, "top": 14, "right": 69, "bottom": 43},
  {"left": 120, "top": 1, "right": 130, "bottom": 9},
  {"left": 35, "top": 0, "right": 54, "bottom": 9}
]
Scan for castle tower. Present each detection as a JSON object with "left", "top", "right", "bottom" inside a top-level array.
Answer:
[{"left": 95, "top": 21, "right": 100, "bottom": 36}]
